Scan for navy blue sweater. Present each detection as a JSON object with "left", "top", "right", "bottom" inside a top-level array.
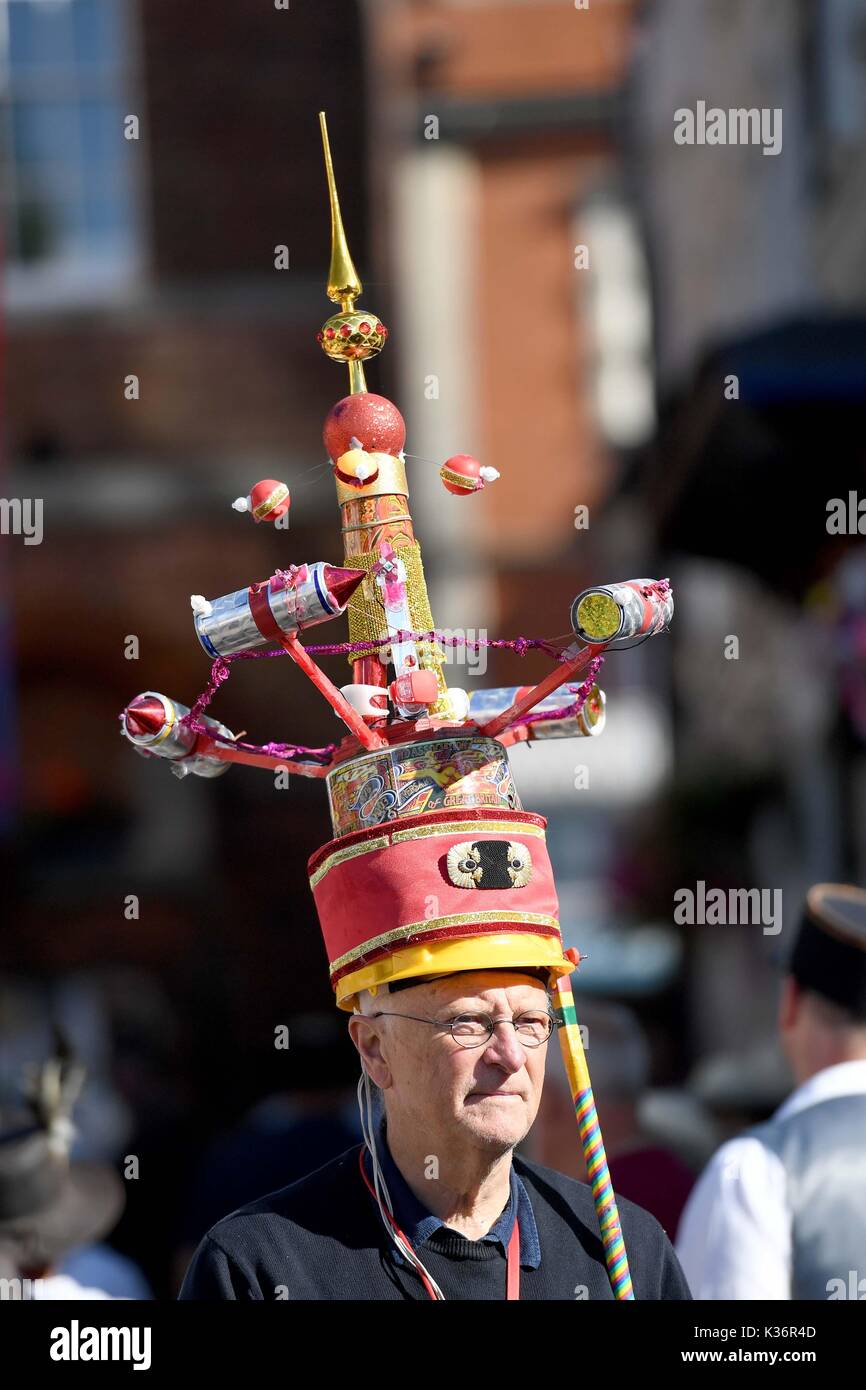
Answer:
[{"left": 179, "top": 1144, "right": 692, "bottom": 1301}]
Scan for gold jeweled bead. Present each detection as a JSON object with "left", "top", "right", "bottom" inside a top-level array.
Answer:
[{"left": 319, "top": 310, "right": 388, "bottom": 363}]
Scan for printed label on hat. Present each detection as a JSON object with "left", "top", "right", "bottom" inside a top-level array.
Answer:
[{"left": 326, "top": 736, "right": 520, "bottom": 835}]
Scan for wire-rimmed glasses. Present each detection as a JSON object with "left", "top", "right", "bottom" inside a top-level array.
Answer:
[{"left": 367, "top": 1008, "right": 558, "bottom": 1049}]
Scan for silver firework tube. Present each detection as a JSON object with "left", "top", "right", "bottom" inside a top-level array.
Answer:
[
  {"left": 121, "top": 691, "right": 234, "bottom": 778},
  {"left": 467, "top": 685, "right": 606, "bottom": 737},
  {"left": 570, "top": 578, "right": 673, "bottom": 645},
  {"left": 193, "top": 561, "right": 364, "bottom": 658}
]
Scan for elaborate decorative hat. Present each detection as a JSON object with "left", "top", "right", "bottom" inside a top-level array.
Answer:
[
  {"left": 120, "top": 114, "right": 675, "bottom": 1299},
  {"left": 311, "top": 803, "right": 570, "bottom": 1009}
]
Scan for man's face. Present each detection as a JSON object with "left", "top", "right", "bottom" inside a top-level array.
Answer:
[{"left": 356, "top": 970, "right": 553, "bottom": 1157}]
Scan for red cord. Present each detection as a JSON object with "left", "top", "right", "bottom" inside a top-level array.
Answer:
[
  {"left": 357, "top": 1146, "right": 440, "bottom": 1300},
  {"left": 356, "top": 1144, "right": 520, "bottom": 1301}
]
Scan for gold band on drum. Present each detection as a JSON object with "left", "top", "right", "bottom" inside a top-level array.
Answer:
[{"left": 334, "top": 453, "right": 409, "bottom": 506}]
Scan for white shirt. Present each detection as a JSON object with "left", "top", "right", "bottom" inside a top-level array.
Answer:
[
  {"left": 30, "top": 1274, "right": 113, "bottom": 1300},
  {"left": 676, "top": 1059, "right": 866, "bottom": 1299}
]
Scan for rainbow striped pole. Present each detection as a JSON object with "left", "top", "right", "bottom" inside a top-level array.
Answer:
[{"left": 552, "top": 971, "right": 634, "bottom": 1300}]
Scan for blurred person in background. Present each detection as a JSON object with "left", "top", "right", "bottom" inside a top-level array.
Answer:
[
  {"left": 531, "top": 999, "right": 694, "bottom": 1241},
  {"left": 87, "top": 966, "right": 200, "bottom": 1298},
  {"left": 1, "top": 980, "right": 155, "bottom": 1297},
  {"left": 677, "top": 884, "right": 866, "bottom": 1299},
  {"left": 0, "top": 1044, "right": 135, "bottom": 1300},
  {"left": 0, "top": 976, "right": 134, "bottom": 1166},
  {"left": 171, "top": 1011, "right": 359, "bottom": 1293}
]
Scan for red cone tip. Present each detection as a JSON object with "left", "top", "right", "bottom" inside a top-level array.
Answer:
[
  {"left": 125, "top": 694, "right": 167, "bottom": 739},
  {"left": 323, "top": 566, "right": 367, "bottom": 609}
]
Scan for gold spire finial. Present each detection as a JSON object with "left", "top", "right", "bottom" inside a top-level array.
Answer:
[
  {"left": 317, "top": 112, "right": 389, "bottom": 394},
  {"left": 319, "top": 111, "right": 362, "bottom": 311}
]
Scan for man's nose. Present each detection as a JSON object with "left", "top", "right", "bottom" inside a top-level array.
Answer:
[{"left": 482, "top": 1020, "right": 528, "bottom": 1071}]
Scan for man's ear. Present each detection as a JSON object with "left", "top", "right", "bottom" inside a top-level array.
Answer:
[
  {"left": 778, "top": 975, "right": 799, "bottom": 1032},
  {"left": 348, "top": 1015, "right": 393, "bottom": 1090}
]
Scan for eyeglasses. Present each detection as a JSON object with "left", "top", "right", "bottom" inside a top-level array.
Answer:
[{"left": 367, "top": 1008, "right": 558, "bottom": 1049}]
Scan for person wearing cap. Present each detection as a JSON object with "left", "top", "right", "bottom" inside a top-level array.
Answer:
[
  {"left": 0, "top": 1058, "right": 126, "bottom": 1300},
  {"left": 179, "top": 797, "right": 691, "bottom": 1301},
  {"left": 175, "top": 114, "right": 692, "bottom": 1301},
  {"left": 676, "top": 883, "right": 866, "bottom": 1299}
]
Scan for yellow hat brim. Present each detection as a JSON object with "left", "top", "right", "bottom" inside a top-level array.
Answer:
[{"left": 335, "top": 932, "right": 574, "bottom": 1011}]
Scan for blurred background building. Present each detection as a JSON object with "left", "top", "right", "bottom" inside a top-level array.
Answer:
[{"left": 2, "top": 0, "right": 865, "bottom": 1293}]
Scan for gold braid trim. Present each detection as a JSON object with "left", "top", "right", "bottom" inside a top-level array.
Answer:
[
  {"left": 309, "top": 835, "right": 390, "bottom": 890},
  {"left": 390, "top": 819, "right": 545, "bottom": 844},
  {"left": 311, "top": 818, "right": 545, "bottom": 888},
  {"left": 329, "top": 911, "right": 562, "bottom": 974}
]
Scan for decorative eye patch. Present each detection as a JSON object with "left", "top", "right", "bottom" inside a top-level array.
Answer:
[{"left": 445, "top": 840, "right": 533, "bottom": 889}]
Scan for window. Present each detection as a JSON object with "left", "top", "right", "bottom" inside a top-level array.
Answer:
[
  {"left": 574, "top": 187, "right": 656, "bottom": 451},
  {"left": 0, "top": 0, "right": 143, "bottom": 306}
]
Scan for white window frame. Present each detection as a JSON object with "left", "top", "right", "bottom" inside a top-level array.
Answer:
[{"left": 1, "top": 0, "right": 148, "bottom": 313}]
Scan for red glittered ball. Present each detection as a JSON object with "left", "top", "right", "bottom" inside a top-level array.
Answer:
[
  {"left": 440, "top": 454, "right": 483, "bottom": 495},
  {"left": 323, "top": 393, "right": 406, "bottom": 461},
  {"left": 247, "top": 478, "right": 291, "bottom": 521}
]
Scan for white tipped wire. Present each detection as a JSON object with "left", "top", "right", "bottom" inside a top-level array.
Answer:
[{"left": 356, "top": 1067, "right": 446, "bottom": 1300}]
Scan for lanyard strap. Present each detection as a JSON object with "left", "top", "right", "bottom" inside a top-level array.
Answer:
[
  {"left": 505, "top": 1217, "right": 521, "bottom": 1300},
  {"left": 359, "top": 1144, "right": 521, "bottom": 1300}
]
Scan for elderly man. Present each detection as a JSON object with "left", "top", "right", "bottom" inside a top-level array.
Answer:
[{"left": 179, "top": 961, "right": 690, "bottom": 1300}]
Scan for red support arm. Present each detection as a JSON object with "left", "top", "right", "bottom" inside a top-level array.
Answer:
[
  {"left": 281, "top": 632, "right": 389, "bottom": 751},
  {"left": 477, "top": 642, "right": 605, "bottom": 740}
]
